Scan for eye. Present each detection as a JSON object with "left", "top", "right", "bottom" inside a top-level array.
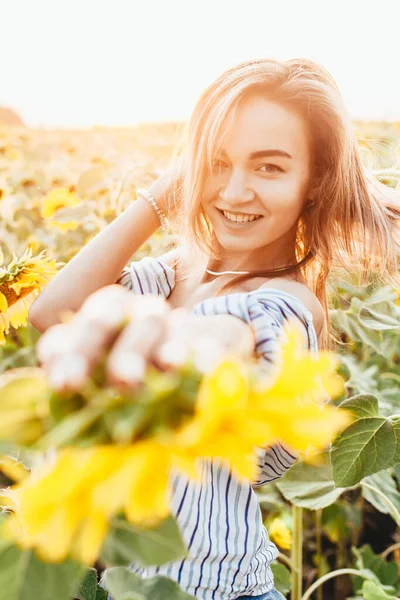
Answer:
[
  {"left": 211, "top": 159, "right": 228, "bottom": 169},
  {"left": 258, "top": 163, "right": 284, "bottom": 173}
]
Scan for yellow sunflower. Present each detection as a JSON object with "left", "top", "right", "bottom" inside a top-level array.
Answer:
[
  {"left": 169, "top": 323, "right": 351, "bottom": 481},
  {"left": 41, "top": 188, "right": 81, "bottom": 218},
  {"left": 3, "top": 441, "right": 172, "bottom": 565},
  {"left": 0, "top": 455, "right": 29, "bottom": 517},
  {"left": 41, "top": 188, "right": 83, "bottom": 231},
  {"left": 0, "top": 246, "right": 60, "bottom": 344},
  {"left": 268, "top": 517, "right": 292, "bottom": 550}
]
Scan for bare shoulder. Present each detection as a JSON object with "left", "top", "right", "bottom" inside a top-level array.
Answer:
[
  {"left": 157, "top": 246, "right": 183, "bottom": 269},
  {"left": 257, "top": 277, "right": 325, "bottom": 335}
]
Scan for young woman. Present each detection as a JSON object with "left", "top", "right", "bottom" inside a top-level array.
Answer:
[{"left": 29, "top": 58, "right": 400, "bottom": 600}]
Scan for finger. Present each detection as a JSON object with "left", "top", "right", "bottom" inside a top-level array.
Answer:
[
  {"left": 37, "top": 319, "right": 117, "bottom": 368},
  {"left": 151, "top": 308, "right": 191, "bottom": 370},
  {"left": 192, "top": 335, "right": 226, "bottom": 373},
  {"left": 75, "top": 285, "right": 135, "bottom": 331},
  {"left": 38, "top": 285, "right": 135, "bottom": 366},
  {"left": 39, "top": 286, "right": 134, "bottom": 391},
  {"left": 73, "top": 288, "right": 170, "bottom": 370},
  {"left": 36, "top": 323, "right": 77, "bottom": 365},
  {"left": 47, "top": 353, "right": 89, "bottom": 392},
  {"left": 106, "top": 313, "right": 167, "bottom": 389}
]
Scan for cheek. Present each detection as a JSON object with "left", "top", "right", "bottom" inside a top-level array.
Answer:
[
  {"left": 259, "top": 177, "right": 306, "bottom": 214},
  {"left": 202, "top": 174, "right": 221, "bottom": 201}
]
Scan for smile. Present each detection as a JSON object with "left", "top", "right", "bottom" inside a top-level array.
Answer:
[{"left": 217, "top": 209, "right": 263, "bottom": 224}]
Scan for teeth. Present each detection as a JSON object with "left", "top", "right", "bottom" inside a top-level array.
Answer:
[{"left": 222, "top": 210, "right": 261, "bottom": 223}]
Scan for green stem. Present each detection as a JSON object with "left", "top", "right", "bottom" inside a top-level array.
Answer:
[
  {"left": 291, "top": 505, "right": 303, "bottom": 600},
  {"left": 381, "top": 373, "right": 400, "bottom": 384},
  {"left": 360, "top": 481, "right": 400, "bottom": 527},
  {"left": 301, "top": 568, "right": 374, "bottom": 600},
  {"left": 315, "top": 509, "right": 323, "bottom": 600},
  {"left": 278, "top": 552, "right": 293, "bottom": 571},
  {"left": 380, "top": 541, "right": 400, "bottom": 559},
  {"left": 335, "top": 534, "right": 346, "bottom": 600}
]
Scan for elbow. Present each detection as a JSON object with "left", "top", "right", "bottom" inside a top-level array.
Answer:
[
  {"left": 28, "top": 297, "right": 71, "bottom": 334},
  {"left": 28, "top": 305, "right": 46, "bottom": 334},
  {"left": 28, "top": 299, "right": 52, "bottom": 334}
]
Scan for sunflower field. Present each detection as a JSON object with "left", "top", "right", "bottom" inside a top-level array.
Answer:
[{"left": 1, "top": 119, "right": 400, "bottom": 600}]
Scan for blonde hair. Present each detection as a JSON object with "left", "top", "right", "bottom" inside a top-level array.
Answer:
[{"left": 167, "top": 58, "right": 400, "bottom": 350}]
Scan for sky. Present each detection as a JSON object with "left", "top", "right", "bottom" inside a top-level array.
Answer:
[{"left": 1, "top": 0, "right": 400, "bottom": 128}]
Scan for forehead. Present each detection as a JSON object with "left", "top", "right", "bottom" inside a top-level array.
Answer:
[{"left": 220, "top": 96, "right": 309, "bottom": 159}]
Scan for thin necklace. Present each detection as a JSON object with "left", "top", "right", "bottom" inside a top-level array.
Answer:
[
  {"left": 204, "top": 250, "right": 315, "bottom": 277},
  {"left": 205, "top": 268, "right": 250, "bottom": 275}
]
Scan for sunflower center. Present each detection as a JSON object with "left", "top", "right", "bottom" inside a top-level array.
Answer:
[{"left": 0, "top": 283, "right": 36, "bottom": 307}]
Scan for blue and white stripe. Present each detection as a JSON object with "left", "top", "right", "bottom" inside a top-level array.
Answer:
[{"left": 112, "top": 256, "right": 319, "bottom": 600}]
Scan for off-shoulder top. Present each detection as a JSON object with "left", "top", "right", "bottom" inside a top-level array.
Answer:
[{"left": 111, "top": 256, "right": 319, "bottom": 600}]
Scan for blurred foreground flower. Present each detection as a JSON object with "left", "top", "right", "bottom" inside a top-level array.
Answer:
[
  {"left": 0, "top": 455, "right": 29, "bottom": 514},
  {"left": 0, "top": 247, "right": 60, "bottom": 344},
  {"left": 3, "top": 441, "right": 172, "bottom": 565},
  {"left": 0, "top": 322, "right": 351, "bottom": 565},
  {"left": 0, "top": 455, "right": 29, "bottom": 484},
  {"left": 170, "top": 324, "right": 349, "bottom": 481}
]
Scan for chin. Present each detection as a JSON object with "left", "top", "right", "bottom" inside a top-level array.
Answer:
[{"left": 214, "top": 232, "right": 259, "bottom": 251}]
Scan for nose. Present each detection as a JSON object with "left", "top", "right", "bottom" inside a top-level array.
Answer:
[{"left": 219, "top": 169, "right": 255, "bottom": 204}]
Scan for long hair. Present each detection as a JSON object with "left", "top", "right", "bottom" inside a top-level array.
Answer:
[{"left": 167, "top": 58, "right": 400, "bottom": 350}]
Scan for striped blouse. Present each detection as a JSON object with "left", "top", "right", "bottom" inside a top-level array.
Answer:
[{"left": 113, "top": 256, "right": 319, "bottom": 600}]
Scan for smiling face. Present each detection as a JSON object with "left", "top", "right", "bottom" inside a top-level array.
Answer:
[{"left": 201, "top": 95, "right": 314, "bottom": 270}]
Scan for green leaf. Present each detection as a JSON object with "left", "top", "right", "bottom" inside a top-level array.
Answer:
[
  {"left": 331, "top": 417, "right": 397, "bottom": 487},
  {"left": 256, "top": 483, "right": 286, "bottom": 510},
  {"left": 339, "top": 395, "right": 380, "bottom": 419},
  {"left": 34, "top": 406, "right": 103, "bottom": 449},
  {"left": 104, "top": 403, "right": 153, "bottom": 444},
  {"left": 101, "top": 517, "right": 187, "bottom": 568},
  {"left": 352, "top": 544, "right": 399, "bottom": 592},
  {"left": 49, "top": 391, "right": 84, "bottom": 422},
  {"left": 76, "top": 568, "right": 98, "bottom": 600},
  {"left": 103, "top": 567, "right": 195, "bottom": 600},
  {"left": 331, "top": 309, "right": 384, "bottom": 354},
  {"left": 270, "top": 562, "right": 291, "bottom": 596},
  {"left": 391, "top": 418, "right": 400, "bottom": 463},
  {"left": 95, "top": 587, "right": 109, "bottom": 600},
  {"left": 322, "top": 503, "right": 358, "bottom": 544},
  {"left": 277, "top": 454, "right": 346, "bottom": 509},
  {"left": 362, "top": 580, "right": 398, "bottom": 599},
  {"left": 362, "top": 471, "right": 400, "bottom": 524},
  {"left": 0, "top": 539, "right": 85, "bottom": 600},
  {"left": 356, "top": 299, "right": 400, "bottom": 331},
  {"left": 393, "top": 464, "right": 400, "bottom": 488},
  {"left": 339, "top": 357, "right": 381, "bottom": 403}
]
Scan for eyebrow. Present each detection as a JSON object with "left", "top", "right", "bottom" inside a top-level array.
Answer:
[{"left": 220, "top": 149, "right": 293, "bottom": 160}]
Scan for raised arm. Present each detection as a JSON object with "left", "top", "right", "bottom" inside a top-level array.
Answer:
[{"left": 28, "top": 165, "right": 182, "bottom": 333}]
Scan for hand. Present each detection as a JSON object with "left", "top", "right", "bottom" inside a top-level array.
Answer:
[{"left": 36, "top": 285, "right": 255, "bottom": 393}]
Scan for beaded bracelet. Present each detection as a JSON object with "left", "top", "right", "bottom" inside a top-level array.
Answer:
[{"left": 136, "top": 188, "right": 169, "bottom": 232}]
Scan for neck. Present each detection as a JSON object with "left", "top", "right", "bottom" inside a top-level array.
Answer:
[{"left": 204, "top": 252, "right": 298, "bottom": 277}]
